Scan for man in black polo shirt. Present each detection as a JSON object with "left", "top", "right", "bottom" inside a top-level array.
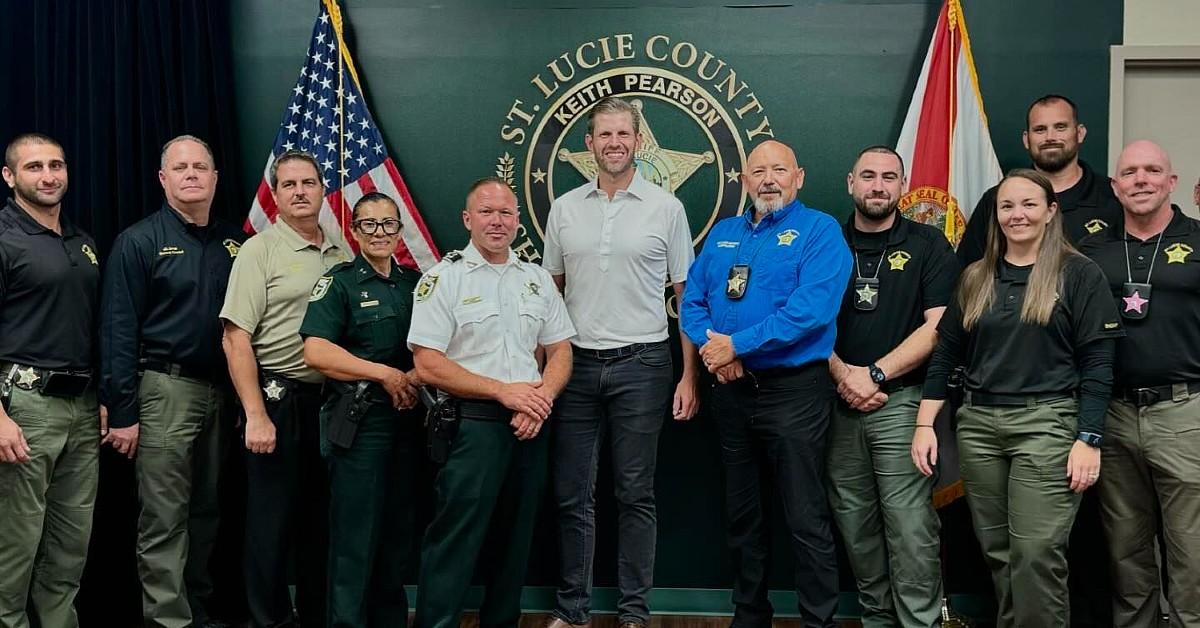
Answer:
[
  {"left": 1078, "top": 140, "right": 1200, "bottom": 627},
  {"left": 827, "top": 146, "right": 959, "bottom": 627},
  {"left": 958, "top": 94, "right": 1123, "bottom": 266},
  {"left": 100, "top": 135, "right": 245, "bottom": 628},
  {"left": 0, "top": 133, "right": 101, "bottom": 628}
]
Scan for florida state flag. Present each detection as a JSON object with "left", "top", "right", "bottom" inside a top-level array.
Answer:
[{"left": 895, "top": 0, "right": 1002, "bottom": 247}]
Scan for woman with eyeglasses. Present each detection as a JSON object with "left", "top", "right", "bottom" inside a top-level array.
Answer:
[
  {"left": 911, "top": 169, "right": 1124, "bottom": 627},
  {"left": 298, "top": 191, "right": 422, "bottom": 627}
]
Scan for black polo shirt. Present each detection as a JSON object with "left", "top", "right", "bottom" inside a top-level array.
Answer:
[
  {"left": 99, "top": 203, "right": 247, "bottom": 427},
  {"left": 1078, "top": 206, "right": 1200, "bottom": 388},
  {"left": 927, "top": 255, "right": 1122, "bottom": 397},
  {"left": 0, "top": 198, "right": 100, "bottom": 370},
  {"left": 835, "top": 215, "right": 960, "bottom": 384},
  {"left": 958, "top": 161, "right": 1124, "bottom": 265},
  {"left": 299, "top": 255, "right": 420, "bottom": 370}
]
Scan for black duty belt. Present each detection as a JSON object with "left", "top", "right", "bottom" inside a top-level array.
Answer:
[
  {"left": 964, "top": 390, "right": 1076, "bottom": 407},
  {"left": 574, "top": 341, "right": 666, "bottom": 360},
  {"left": 1117, "top": 381, "right": 1200, "bottom": 407},
  {"left": 1, "top": 362, "right": 92, "bottom": 398},
  {"left": 141, "top": 359, "right": 216, "bottom": 382},
  {"left": 457, "top": 399, "right": 511, "bottom": 422}
]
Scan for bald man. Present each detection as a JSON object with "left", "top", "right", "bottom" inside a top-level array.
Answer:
[
  {"left": 1078, "top": 140, "right": 1199, "bottom": 627},
  {"left": 680, "top": 140, "right": 852, "bottom": 628}
]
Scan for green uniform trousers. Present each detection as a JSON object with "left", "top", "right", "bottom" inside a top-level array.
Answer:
[
  {"left": 0, "top": 387, "right": 98, "bottom": 628},
  {"left": 134, "top": 370, "right": 226, "bottom": 627},
  {"left": 827, "top": 386, "right": 942, "bottom": 628},
  {"left": 1100, "top": 394, "right": 1200, "bottom": 628},
  {"left": 323, "top": 406, "right": 418, "bottom": 628},
  {"left": 956, "top": 397, "right": 1081, "bottom": 628},
  {"left": 415, "top": 417, "right": 549, "bottom": 628}
]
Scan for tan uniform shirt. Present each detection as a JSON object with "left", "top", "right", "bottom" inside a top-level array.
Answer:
[{"left": 220, "top": 218, "right": 352, "bottom": 383}]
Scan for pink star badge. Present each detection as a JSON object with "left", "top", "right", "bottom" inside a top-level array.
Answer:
[{"left": 1123, "top": 290, "right": 1149, "bottom": 314}]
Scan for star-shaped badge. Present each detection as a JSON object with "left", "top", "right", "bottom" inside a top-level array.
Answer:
[
  {"left": 1123, "top": 290, "right": 1149, "bottom": 314},
  {"left": 1165, "top": 243, "right": 1193, "bottom": 264},
  {"left": 263, "top": 379, "right": 285, "bottom": 402},
  {"left": 727, "top": 273, "right": 747, "bottom": 295},
  {"left": 856, "top": 282, "right": 878, "bottom": 304},
  {"left": 15, "top": 366, "right": 40, "bottom": 389}
]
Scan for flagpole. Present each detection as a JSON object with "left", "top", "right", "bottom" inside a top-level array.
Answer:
[
  {"left": 945, "top": 0, "right": 958, "bottom": 243},
  {"left": 326, "top": 0, "right": 348, "bottom": 232}
]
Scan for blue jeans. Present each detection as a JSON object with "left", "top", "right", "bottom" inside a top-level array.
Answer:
[{"left": 550, "top": 341, "right": 673, "bottom": 625}]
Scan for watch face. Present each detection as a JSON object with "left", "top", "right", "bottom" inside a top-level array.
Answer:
[{"left": 870, "top": 366, "right": 885, "bottom": 384}]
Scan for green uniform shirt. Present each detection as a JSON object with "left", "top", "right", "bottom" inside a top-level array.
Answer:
[{"left": 299, "top": 254, "right": 420, "bottom": 371}]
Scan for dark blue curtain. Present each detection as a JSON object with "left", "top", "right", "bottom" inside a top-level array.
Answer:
[
  {"left": 0, "top": 2, "right": 246, "bottom": 625},
  {"left": 0, "top": 0, "right": 245, "bottom": 254}
]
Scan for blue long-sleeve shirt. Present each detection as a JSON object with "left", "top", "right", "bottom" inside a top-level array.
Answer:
[{"left": 680, "top": 200, "right": 851, "bottom": 370}]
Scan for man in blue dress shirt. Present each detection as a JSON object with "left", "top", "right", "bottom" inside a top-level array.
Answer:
[{"left": 680, "top": 140, "right": 852, "bottom": 628}]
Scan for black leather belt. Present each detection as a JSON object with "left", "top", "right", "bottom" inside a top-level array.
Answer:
[
  {"left": 1118, "top": 381, "right": 1200, "bottom": 407},
  {"left": 574, "top": 341, "right": 666, "bottom": 360},
  {"left": 141, "top": 359, "right": 215, "bottom": 382},
  {"left": 457, "top": 399, "right": 511, "bottom": 422},
  {"left": 1, "top": 362, "right": 92, "bottom": 398},
  {"left": 965, "top": 390, "right": 1076, "bottom": 407}
]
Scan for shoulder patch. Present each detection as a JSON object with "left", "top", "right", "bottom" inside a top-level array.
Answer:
[
  {"left": 310, "top": 276, "right": 334, "bottom": 302},
  {"left": 416, "top": 274, "right": 439, "bottom": 302}
]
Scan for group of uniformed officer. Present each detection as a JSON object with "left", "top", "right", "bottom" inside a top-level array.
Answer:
[{"left": 2, "top": 90, "right": 1199, "bottom": 628}]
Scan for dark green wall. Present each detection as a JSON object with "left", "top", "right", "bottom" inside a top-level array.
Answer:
[{"left": 230, "top": 0, "right": 1121, "bottom": 596}]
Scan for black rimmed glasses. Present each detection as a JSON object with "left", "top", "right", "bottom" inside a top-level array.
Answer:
[{"left": 353, "top": 218, "right": 402, "bottom": 235}]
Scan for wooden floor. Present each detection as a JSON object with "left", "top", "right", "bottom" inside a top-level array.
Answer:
[{"left": 459, "top": 613, "right": 862, "bottom": 628}]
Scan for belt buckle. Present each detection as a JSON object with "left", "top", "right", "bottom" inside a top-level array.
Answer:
[
  {"left": 13, "top": 366, "right": 42, "bottom": 391},
  {"left": 1134, "top": 387, "right": 1159, "bottom": 407}
]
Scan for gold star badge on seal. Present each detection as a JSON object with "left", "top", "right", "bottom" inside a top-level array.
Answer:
[
  {"left": 887, "top": 250, "right": 911, "bottom": 271},
  {"left": 1165, "top": 243, "right": 1193, "bottom": 264},
  {"left": 15, "top": 366, "right": 40, "bottom": 390}
]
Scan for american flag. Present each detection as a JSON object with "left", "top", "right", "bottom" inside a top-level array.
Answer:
[{"left": 246, "top": 0, "right": 439, "bottom": 271}]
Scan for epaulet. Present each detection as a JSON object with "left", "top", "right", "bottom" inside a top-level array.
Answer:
[
  {"left": 444, "top": 250, "right": 463, "bottom": 262},
  {"left": 328, "top": 260, "right": 355, "bottom": 274}
]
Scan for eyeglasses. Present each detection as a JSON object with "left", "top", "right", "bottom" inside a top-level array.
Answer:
[{"left": 353, "top": 218, "right": 402, "bottom": 235}]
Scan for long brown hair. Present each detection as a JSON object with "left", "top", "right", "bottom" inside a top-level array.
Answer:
[{"left": 958, "top": 168, "right": 1081, "bottom": 329}]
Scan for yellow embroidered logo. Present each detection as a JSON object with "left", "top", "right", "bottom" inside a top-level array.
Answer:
[
  {"left": 81, "top": 244, "right": 98, "bottom": 265},
  {"left": 1165, "top": 243, "right": 1193, "bottom": 264},
  {"left": 1084, "top": 219, "right": 1108, "bottom": 235},
  {"left": 887, "top": 250, "right": 911, "bottom": 271}
]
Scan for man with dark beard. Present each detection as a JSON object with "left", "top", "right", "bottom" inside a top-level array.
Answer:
[
  {"left": 958, "top": 94, "right": 1123, "bottom": 266},
  {"left": 826, "top": 146, "right": 959, "bottom": 627}
]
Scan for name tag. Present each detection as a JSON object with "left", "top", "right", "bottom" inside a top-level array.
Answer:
[{"left": 359, "top": 300, "right": 379, "bottom": 308}]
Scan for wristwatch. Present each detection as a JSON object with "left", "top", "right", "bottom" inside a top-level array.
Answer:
[
  {"left": 868, "top": 363, "right": 887, "bottom": 385},
  {"left": 1077, "top": 431, "right": 1103, "bottom": 448}
]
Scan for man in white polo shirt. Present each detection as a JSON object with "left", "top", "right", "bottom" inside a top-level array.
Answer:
[{"left": 541, "top": 96, "right": 699, "bottom": 628}]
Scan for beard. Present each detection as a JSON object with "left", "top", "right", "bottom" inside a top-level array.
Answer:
[
  {"left": 594, "top": 149, "right": 634, "bottom": 177},
  {"left": 1031, "top": 142, "right": 1079, "bottom": 173},
  {"left": 13, "top": 180, "right": 67, "bottom": 209},
  {"left": 854, "top": 194, "right": 898, "bottom": 221},
  {"left": 752, "top": 196, "right": 786, "bottom": 216}
]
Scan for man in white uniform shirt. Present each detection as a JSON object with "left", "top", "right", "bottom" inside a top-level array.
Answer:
[
  {"left": 541, "top": 97, "right": 699, "bottom": 628},
  {"left": 409, "top": 177, "right": 575, "bottom": 628}
]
